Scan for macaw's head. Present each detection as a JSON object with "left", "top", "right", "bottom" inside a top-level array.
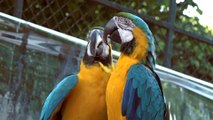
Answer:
[
  {"left": 83, "top": 27, "right": 112, "bottom": 67},
  {"left": 103, "top": 12, "right": 156, "bottom": 69}
]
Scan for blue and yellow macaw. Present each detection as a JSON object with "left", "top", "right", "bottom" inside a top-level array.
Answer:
[
  {"left": 40, "top": 27, "right": 114, "bottom": 120},
  {"left": 103, "top": 12, "right": 167, "bottom": 120}
]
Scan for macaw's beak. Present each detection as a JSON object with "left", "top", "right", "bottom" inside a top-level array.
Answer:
[
  {"left": 96, "top": 42, "right": 103, "bottom": 57},
  {"left": 89, "top": 30, "right": 98, "bottom": 56},
  {"left": 103, "top": 17, "right": 122, "bottom": 44},
  {"left": 89, "top": 29, "right": 103, "bottom": 57}
]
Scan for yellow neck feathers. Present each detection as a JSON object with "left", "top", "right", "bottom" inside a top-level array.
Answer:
[
  {"left": 105, "top": 27, "right": 149, "bottom": 120},
  {"left": 113, "top": 26, "right": 149, "bottom": 81},
  {"left": 129, "top": 27, "right": 148, "bottom": 61},
  {"left": 77, "top": 61, "right": 113, "bottom": 79}
]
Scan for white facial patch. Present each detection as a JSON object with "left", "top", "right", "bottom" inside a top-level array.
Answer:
[
  {"left": 101, "top": 43, "right": 110, "bottom": 58},
  {"left": 118, "top": 28, "right": 133, "bottom": 43}
]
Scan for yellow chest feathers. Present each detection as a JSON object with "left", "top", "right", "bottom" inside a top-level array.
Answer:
[
  {"left": 61, "top": 62, "right": 113, "bottom": 120},
  {"left": 77, "top": 61, "right": 113, "bottom": 81},
  {"left": 106, "top": 27, "right": 149, "bottom": 120}
]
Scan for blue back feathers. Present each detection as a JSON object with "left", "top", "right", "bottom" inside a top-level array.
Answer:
[
  {"left": 40, "top": 75, "right": 78, "bottom": 120},
  {"left": 122, "top": 64, "right": 165, "bottom": 120}
]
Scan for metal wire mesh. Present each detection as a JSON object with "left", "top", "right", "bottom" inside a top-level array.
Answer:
[
  {"left": 0, "top": 0, "right": 212, "bottom": 82},
  {"left": 108, "top": 0, "right": 169, "bottom": 21},
  {"left": 0, "top": 0, "right": 13, "bottom": 15},
  {"left": 20, "top": 0, "right": 115, "bottom": 39},
  {"left": 173, "top": 34, "right": 213, "bottom": 81}
]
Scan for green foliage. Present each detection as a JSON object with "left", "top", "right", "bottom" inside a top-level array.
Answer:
[
  {"left": 5, "top": 0, "right": 211, "bottom": 82},
  {"left": 172, "top": 37, "right": 213, "bottom": 80},
  {"left": 103, "top": 0, "right": 213, "bottom": 82},
  {"left": 104, "top": 0, "right": 213, "bottom": 81}
]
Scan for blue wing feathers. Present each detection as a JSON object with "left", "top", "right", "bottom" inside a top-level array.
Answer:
[
  {"left": 40, "top": 75, "right": 78, "bottom": 120},
  {"left": 122, "top": 64, "right": 165, "bottom": 120}
]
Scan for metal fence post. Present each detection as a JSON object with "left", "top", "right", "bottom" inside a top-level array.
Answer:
[
  {"left": 13, "top": 0, "right": 24, "bottom": 18},
  {"left": 8, "top": 27, "right": 30, "bottom": 119},
  {"left": 163, "top": 0, "right": 177, "bottom": 68}
]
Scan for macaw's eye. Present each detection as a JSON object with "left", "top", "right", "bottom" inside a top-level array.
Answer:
[{"left": 115, "top": 16, "right": 135, "bottom": 31}]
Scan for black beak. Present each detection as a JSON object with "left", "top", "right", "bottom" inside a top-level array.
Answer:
[
  {"left": 96, "top": 42, "right": 103, "bottom": 57},
  {"left": 89, "top": 30, "right": 99, "bottom": 56},
  {"left": 103, "top": 17, "right": 122, "bottom": 44}
]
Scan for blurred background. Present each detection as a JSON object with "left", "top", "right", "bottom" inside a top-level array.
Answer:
[{"left": 0, "top": 0, "right": 212, "bottom": 120}]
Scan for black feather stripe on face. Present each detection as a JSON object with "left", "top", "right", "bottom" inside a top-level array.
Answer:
[{"left": 120, "top": 38, "right": 136, "bottom": 55}]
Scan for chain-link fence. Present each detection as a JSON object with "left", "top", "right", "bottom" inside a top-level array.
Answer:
[
  {"left": 0, "top": 1, "right": 213, "bottom": 119},
  {"left": 0, "top": 0, "right": 212, "bottom": 82}
]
